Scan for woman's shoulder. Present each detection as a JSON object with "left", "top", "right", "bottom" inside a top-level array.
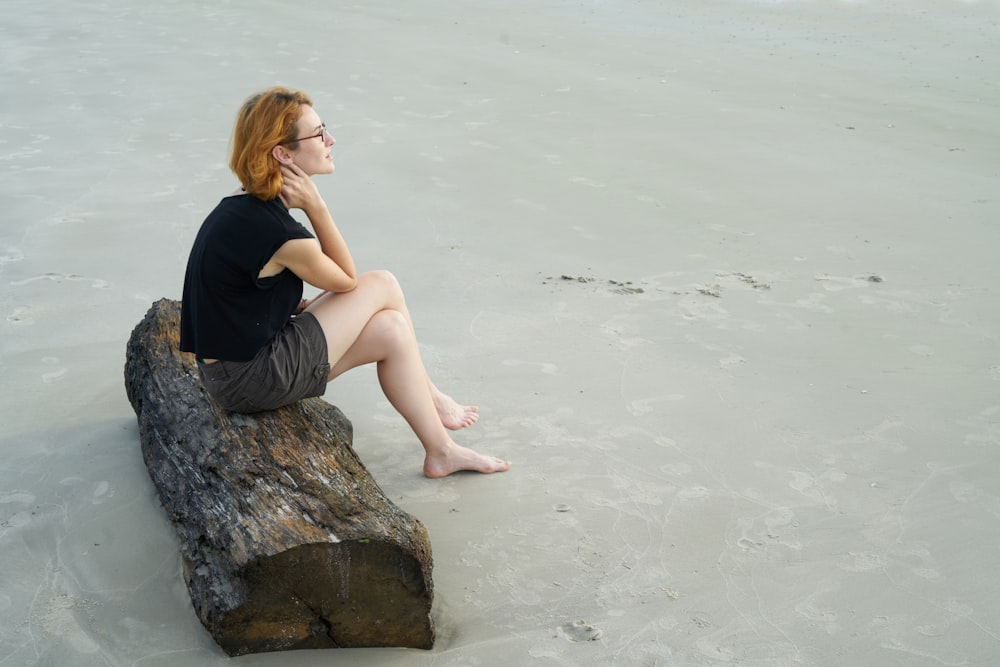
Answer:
[
  {"left": 210, "top": 191, "right": 288, "bottom": 221},
  {"left": 211, "top": 192, "right": 311, "bottom": 238},
  {"left": 218, "top": 190, "right": 276, "bottom": 209}
]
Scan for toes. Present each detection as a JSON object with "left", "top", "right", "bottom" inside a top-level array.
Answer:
[{"left": 490, "top": 457, "right": 511, "bottom": 472}]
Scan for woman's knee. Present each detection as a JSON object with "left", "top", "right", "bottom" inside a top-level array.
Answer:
[
  {"left": 360, "top": 269, "right": 401, "bottom": 293},
  {"left": 368, "top": 308, "right": 412, "bottom": 346},
  {"left": 357, "top": 269, "right": 403, "bottom": 304},
  {"left": 327, "top": 308, "right": 412, "bottom": 377}
]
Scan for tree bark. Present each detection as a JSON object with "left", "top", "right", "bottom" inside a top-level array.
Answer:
[{"left": 123, "top": 299, "right": 434, "bottom": 656}]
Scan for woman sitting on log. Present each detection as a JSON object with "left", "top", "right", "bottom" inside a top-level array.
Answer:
[{"left": 180, "top": 86, "right": 510, "bottom": 478}]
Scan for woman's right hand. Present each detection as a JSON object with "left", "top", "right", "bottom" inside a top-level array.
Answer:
[
  {"left": 279, "top": 163, "right": 324, "bottom": 213},
  {"left": 272, "top": 161, "right": 358, "bottom": 293}
]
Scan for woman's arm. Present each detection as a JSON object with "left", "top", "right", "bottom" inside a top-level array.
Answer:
[{"left": 270, "top": 164, "right": 358, "bottom": 293}]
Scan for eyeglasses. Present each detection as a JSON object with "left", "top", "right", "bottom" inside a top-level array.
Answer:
[{"left": 288, "top": 124, "right": 328, "bottom": 144}]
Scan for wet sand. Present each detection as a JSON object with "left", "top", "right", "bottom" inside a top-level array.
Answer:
[{"left": 2, "top": 0, "right": 999, "bottom": 665}]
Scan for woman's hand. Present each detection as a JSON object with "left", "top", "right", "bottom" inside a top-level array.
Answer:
[
  {"left": 294, "top": 291, "right": 330, "bottom": 314},
  {"left": 271, "top": 160, "right": 358, "bottom": 293},
  {"left": 279, "top": 163, "right": 324, "bottom": 212}
]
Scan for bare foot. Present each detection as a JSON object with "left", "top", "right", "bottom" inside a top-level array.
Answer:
[
  {"left": 433, "top": 389, "right": 479, "bottom": 430},
  {"left": 423, "top": 442, "right": 511, "bottom": 478}
]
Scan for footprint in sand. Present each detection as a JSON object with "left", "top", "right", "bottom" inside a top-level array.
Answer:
[
  {"left": 502, "top": 359, "right": 558, "bottom": 375},
  {"left": 41, "top": 357, "right": 68, "bottom": 383},
  {"left": 570, "top": 176, "right": 606, "bottom": 189},
  {"left": 7, "top": 306, "right": 34, "bottom": 325},
  {"left": 627, "top": 394, "right": 684, "bottom": 416},
  {"left": 557, "top": 620, "right": 603, "bottom": 642},
  {"left": 709, "top": 223, "right": 755, "bottom": 237},
  {"left": 719, "top": 354, "right": 745, "bottom": 369},
  {"left": 38, "top": 594, "right": 100, "bottom": 653},
  {"left": 814, "top": 273, "right": 885, "bottom": 291},
  {"left": 0, "top": 246, "right": 24, "bottom": 265},
  {"left": 91, "top": 481, "right": 114, "bottom": 504},
  {"left": 840, "top": 550, "right": 883, "bottom": 572}
]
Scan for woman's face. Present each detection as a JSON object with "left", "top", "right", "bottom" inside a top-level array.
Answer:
[{"left": 287, "top": 105, "right": 335, "bottom": 175}]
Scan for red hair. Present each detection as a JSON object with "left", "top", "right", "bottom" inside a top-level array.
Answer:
[{"left": 229, "top": 87, "right": 312, "bottom": 200}]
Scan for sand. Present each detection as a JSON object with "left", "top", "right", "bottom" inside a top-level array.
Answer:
[{"left": 2, "top": 0, "right": 999, "bottom": 665}]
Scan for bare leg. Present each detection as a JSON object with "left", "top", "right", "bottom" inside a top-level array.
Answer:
[
  {"left": 365, "top": 282, "right": 480, "bottom": 431},
  {"left": 306, "top": 271, "right": 509, "bottom": 477},
  {"left": 315, "top": 272, "right": 477, "bottom": 431}
]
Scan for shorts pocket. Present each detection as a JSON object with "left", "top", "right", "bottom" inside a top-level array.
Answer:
[{"left": 241, "top": 363, "right": 286, "bottom": 412}]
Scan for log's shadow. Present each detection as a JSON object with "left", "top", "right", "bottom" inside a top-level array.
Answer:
[{"left": 124, "top": 299, "right": 435, "bottom": 656}]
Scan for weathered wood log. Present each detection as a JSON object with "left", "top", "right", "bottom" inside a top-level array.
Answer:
[{"left": 124, "top": 299, "right": 434, "bottom": 656}]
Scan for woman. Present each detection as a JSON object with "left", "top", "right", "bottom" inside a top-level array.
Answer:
[{"left": 180, "top": 86, "right": 509, "bottom": 478}]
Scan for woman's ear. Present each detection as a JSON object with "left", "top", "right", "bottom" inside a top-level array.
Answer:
[{"left": 272, "top": 144, "right": 294, "bottom": 165}]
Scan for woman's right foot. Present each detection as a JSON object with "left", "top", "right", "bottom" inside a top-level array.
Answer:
[
  {"left": 433, "top": 390, "right": 479, "bottom": 430},
  {"left": 423, "top": 442, "right": 510, "bottom": 478}
]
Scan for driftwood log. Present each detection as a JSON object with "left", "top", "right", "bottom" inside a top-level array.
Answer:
[{"left": 123, "top": 299, "right": 434, "bottom": 656}]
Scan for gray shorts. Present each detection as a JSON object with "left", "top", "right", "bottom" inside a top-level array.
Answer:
[{"left": 197, "top": 313, "right": 330, "bottom": 413}]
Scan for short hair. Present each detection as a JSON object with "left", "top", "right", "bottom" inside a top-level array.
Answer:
[{"left": 229, "top": 86, "right": 312, "bottom": 200}]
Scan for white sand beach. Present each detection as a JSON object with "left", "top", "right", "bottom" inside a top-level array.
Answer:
[{"left": 2, "top": 0, "right": 999, "bottom": 664}]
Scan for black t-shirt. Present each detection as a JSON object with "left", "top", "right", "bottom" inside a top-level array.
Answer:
[{"left": 180, "top": 194, "right": 314, "bottom": 361}]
